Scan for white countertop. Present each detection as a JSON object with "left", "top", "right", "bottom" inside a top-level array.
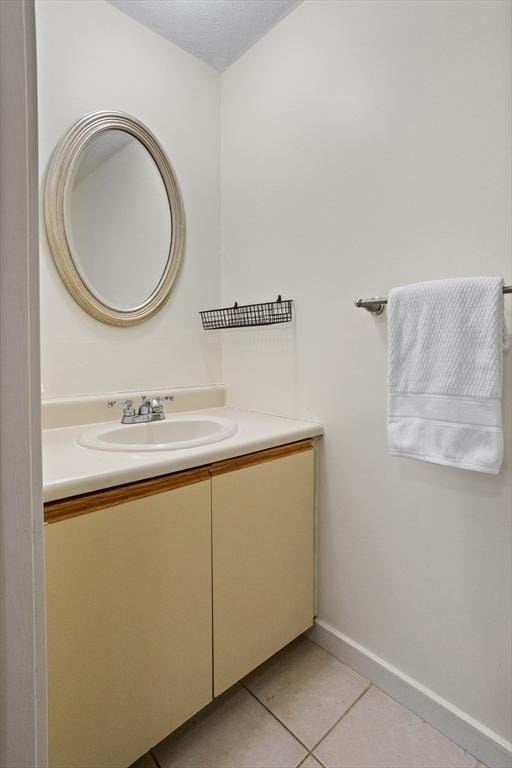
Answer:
[{"left": 43, "top": 407, "right": 323, "bottom": 502}]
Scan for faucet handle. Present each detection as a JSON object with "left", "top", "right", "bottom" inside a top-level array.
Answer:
[
  {"left": 151, "top": 397, "right": 164, "bottom": 414},
  {"left": 123, "top": 399, "right": 135, "bottom": 416},
  {"left": 154, "top": 394, "right": 175, "bottom": 411},
  {"left": 110, "top": 398, "right": 136, "bottom": 423}
]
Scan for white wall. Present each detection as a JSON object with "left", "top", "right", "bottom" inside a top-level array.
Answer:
[
  {"left": 221, "top": 0, "right": 512, "bottom": 743},
  {"left": 36, "top": 0, "right": 222, "bottom": 397}
]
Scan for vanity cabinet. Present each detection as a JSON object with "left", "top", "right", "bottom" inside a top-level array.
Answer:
[
  {"left": 44, "top": 441, "right": 315, "bottom": 768},
  {"left": 45, "top": 472, "right": 213, "bottom": 768},
  {"left": 211, "top": 444, "right": 315, "bottom": 695}
]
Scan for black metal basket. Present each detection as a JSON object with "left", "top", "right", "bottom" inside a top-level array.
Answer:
[{"left": 200, "top": 295, "right": 293, "bottom": 330}]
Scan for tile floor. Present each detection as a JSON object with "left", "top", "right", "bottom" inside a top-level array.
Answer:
[{"left": 131, "top": 636, "right": 486, "bottom": 768}]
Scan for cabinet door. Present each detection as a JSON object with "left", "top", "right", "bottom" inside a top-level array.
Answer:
[
  {"left": 212, "top": 445, "right": 314, "bottom": 696},
  {"left": 45, "top": 479, "right": 212, "bottom": 768}
]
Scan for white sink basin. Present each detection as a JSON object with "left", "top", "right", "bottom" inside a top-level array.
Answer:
[{"left": 78, "top": 415, "right": 238, "bottom": 452}]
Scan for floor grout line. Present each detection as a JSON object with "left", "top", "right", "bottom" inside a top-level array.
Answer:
[
  {"left": 241, "top": 680, "right": 311, "bottom": 754},
  {"left": 311, "top": 752, "right": 327, "bottom": 768},
  {"left": 308, "top": 682, "right": 372, "bottom": 755},
  {"left": 140, "top": 641, "right": 485, "bottom": 768},
  {"left": 367, "top": 681, "right": 485, "bottom": 766},
  {"left": 299, "top": 750, "right": 328, "bottom": 768},
  {"left": 307, "top": 637, "right": 486, "bottom": 766},
  {"left": 241, "top": 677, "right": 373, "bottom": 764}
]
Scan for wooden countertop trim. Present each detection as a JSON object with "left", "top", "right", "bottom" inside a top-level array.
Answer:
[
  {"left": 208, "top": 440, "right": 313, "bottom": 476},
  {"left": 44, "top": 467, "right": 210, "bottom": 524},
  {"left": 44, "top": 439, "right": 314, "bottom": 524}
]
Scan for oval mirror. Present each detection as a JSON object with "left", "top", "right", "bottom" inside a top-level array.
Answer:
[{"left": 44, "top": 112, "right": 185, "bottom": 326}]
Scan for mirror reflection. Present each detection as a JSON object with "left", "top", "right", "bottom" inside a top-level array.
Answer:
[{"left": 66, "top": 129, "right": 172, "bottom": 310}]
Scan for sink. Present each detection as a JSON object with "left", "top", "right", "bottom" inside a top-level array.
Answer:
[{"left": 78, "top": 414, "right": 238, "bottom": 452}]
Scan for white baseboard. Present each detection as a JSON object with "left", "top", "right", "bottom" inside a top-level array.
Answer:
[{"left": 308, "top": 619, "right": 512, "bottom": 768}]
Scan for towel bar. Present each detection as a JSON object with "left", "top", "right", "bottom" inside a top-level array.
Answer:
[{"left": 355, "top": 285, "right": 512, "bottom": 315}]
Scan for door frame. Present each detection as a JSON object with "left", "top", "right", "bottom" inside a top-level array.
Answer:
[{"left": 0, "top": 1, "right": 47, "bottom": 765}]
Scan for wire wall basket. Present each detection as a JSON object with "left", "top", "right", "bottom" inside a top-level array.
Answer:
[{"left": 200, "top": 295, "right": 293, "bottom": 330}]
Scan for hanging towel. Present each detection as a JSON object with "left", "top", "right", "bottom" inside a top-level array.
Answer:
[{"left": 388, "top": 277, "right": 508, "bottom": 474}]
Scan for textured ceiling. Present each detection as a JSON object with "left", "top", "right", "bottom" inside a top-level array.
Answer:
[{"left": 106, "top": 0, "right": 302, "bottom": 71}]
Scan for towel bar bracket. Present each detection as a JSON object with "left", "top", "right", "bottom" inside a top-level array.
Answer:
[{"left": 354, "top": 296, "right": 386, "bottom": 315}]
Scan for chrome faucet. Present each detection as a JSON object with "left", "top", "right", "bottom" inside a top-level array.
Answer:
[{"left": 108, "top": 394, "right": 175, "bottom": 424}]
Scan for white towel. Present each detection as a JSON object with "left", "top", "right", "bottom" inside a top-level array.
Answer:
[{"left": 388, "top": 277, "right": 508, "bottom": 474}]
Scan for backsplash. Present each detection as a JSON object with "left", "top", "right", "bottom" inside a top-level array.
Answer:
[{"left": 41, "top": 385, "right": 225, "bottom": 429}]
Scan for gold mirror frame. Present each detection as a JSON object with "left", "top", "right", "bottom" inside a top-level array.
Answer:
[{"left": 44, "top": 111, "right": 186, "bottom": 327}]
